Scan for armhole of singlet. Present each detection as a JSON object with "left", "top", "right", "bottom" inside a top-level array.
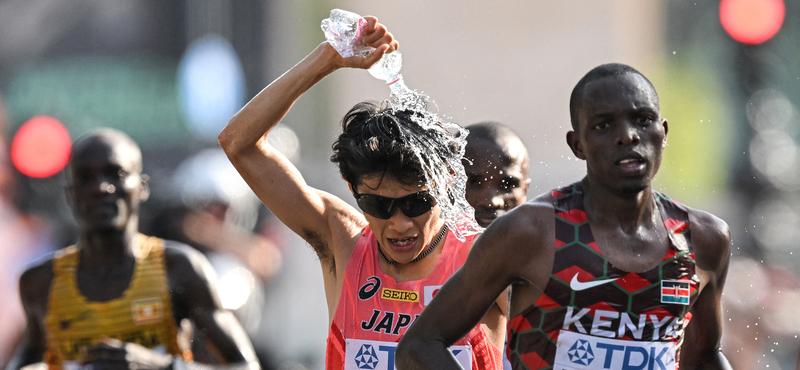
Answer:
[
  {"left": 330, "top": 227, "right": 372, "bottom": 325},
  {"left": 654, "top": 192, "right": 694, "bottom": 254},
  {"left": 344, "top": 227, "right": 372, "bottom": 277}
]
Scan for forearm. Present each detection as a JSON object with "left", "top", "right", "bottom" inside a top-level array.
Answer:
[
  {"left": 395, "top": 338, "right": 462, "bottom": 370},
  {"left": 201, "top": 311, "right": 259, "bottom": 365},
  {"left": 219, "top": 42, "right": 340, "bottom": 154},
  {"left": 682, "top": 350, "right": 733, "bottom": 370}
]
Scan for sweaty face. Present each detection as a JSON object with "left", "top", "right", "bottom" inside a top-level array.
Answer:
[
  {"left": 355, "top": 175, "right": 444, "bottom": 264},
  {"left": 67, "top": 139, "right": 147, "bottom": 233},
  {"left": 464, "top": 138, "right": 529, "bottom": 227},
  {"left": 570, "top": 73, "right": 667, "bottom": 196}
]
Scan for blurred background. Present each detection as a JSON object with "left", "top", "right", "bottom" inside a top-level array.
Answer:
[{"left": 0, "top": 0, "right": 798, "bottom": 369}]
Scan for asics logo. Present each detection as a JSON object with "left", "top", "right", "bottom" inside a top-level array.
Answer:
[{"left": 569, "top": 274, "right": 618, "bottom": 291}]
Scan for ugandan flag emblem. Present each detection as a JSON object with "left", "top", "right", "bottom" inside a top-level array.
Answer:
[{"left": 131, "top": 298, "right": 164, "bottom": 324}]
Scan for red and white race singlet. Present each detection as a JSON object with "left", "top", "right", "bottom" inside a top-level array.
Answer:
[{"left": 325, "top": 227, "right": 501, "bottom": 370}]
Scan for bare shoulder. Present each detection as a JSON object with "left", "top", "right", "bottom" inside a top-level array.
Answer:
[
  {"left": 19, "top": 255, "right": 56, "bottom": 313},
  {"left": 311, "top": 189, "right": 367, "bottom": 266},
  {"left": 162, "top": 241, "right": 214, "bottom": 281},
  {"left": 686, "top": 207, "right": 731, "bottom": 271},
  {"left": 477, "top": 192, "right": 556, "bottom": 271},
  {"left": 161, "top": 241, "right": 224, "bottom": 319},
  {"left": 498, "top": 191, "right": 553, "bottom": 223},
  {"left": 492, "top": 192, "right": 555, "bottom": 237}
]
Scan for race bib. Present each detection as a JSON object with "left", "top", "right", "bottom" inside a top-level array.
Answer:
[
  {"left": 554, "top": 330, "right": 677, "bottom": 370},
  {"left": 344, "top": 338, "right": 472, "bottom": 370}
]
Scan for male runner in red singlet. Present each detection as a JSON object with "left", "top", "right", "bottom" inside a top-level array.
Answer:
[
  {"left": 8, "top": 129, "right": 260, "bottom": 370},
  {"left": 397, "top": 64, "right": 733, "bottom": 370},
  {"left": 219, "top": 16, "right": 504, "bottom": 370}
]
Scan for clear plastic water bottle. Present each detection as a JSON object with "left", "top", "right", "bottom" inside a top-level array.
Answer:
[
  {"left": 320, "top": 9, "right": 370, "bottom": 58},
  {"left": 368, "top": 50, "right": 406, "bottom": 92},
  {"left": 321, "top": 9, "right": 406, "bottom": 91}
]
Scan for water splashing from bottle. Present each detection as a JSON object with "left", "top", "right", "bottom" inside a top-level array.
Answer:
[{"left": 321, "top": 9, "right": 482, "bottom": 240}]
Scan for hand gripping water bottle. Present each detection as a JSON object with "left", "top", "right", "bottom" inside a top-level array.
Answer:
[
  {"left": 321, "top": 9, "right": 406, "bottom": 92},
  {"left": 320, "top": 9, "right": 370, "bottom": 58}
]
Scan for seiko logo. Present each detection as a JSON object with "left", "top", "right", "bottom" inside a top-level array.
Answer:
[
  {"left": 359, "top": 276, "right": 381, "bottom": 300},
  {"left": 381, "top": 288, "right": 418, "bottom": 302}
]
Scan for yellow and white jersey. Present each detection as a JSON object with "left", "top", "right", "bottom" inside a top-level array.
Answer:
[{"left": 43, "top": 234, "right": 185, "bottom": 370}]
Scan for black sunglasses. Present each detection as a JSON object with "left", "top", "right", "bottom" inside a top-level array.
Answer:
[{"left": 352, "top": 190, "right": 436, "bottom": 219}]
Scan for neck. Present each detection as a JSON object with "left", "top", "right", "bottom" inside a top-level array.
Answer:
[
  {"left": 78, "top": 222, "right": 139, "bottom": 269},
  {"left": 378, "top": 223, "right": 448, "bottom": 283},
  {"left": 581, "top": 177, "right": 656, "bottom": 231}
]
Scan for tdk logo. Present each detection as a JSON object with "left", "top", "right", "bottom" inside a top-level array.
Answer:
[
  {"left": 567, "top": 339, "right": 595, "bottom": 366},
  {"left": 345, "top": 339, "right": 472, "bottom": 370},
  {"left": 354, "top": 344, "right": 379, "bottom": 369},
  {"left": 555, "top": 331, "right": 676, "bottom": 370}
]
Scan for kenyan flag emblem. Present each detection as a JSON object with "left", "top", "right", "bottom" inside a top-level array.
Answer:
[{"left": 661, "top": 280, "right": 690, "bottom": 305}]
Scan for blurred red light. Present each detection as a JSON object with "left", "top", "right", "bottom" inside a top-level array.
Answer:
[
  {"left": 720, "top": 0, "right": 785, "bottom": 44},
  {"left": 11, "top": 116, "right": 72, "bottom": 178}
]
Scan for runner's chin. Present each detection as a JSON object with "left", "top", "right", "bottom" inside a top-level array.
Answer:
[{"left": 474, "top": 211, "right": 502, "bottom": 228}]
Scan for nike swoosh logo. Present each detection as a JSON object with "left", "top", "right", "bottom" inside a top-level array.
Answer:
[{"left": 570, "top": 274, "right": 618, "bottom": 291}]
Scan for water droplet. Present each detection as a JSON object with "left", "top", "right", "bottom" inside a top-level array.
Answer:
[{"left": 377, "top": 76, "right": 483, "bottom": 240}]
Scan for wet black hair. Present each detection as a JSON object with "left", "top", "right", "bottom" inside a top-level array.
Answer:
[
  {"left": 331, "top": 100, "right": 459, "bottom": 189},
  {"left": 569, "top": 63, "right": 658, "bottom": 131}
]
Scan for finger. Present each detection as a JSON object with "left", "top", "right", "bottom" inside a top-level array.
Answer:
[
  {"left": 359, "top": 44, "right": 389, "bottom": 68},
  {"left": 362, "top": 23, "right": 388, "bottom": 45},
  {"left": 369, "top": 33, "right": 396, "bottom": 51},
  {"left": 363, "top": 16, "right": 378, "bottom": 33}
]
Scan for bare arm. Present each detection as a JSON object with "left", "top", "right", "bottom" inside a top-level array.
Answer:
[
  {"left": 165, "top": 245, "right": 257, "bottom": 365},
  {"left": 679, "top": 211, "right": 733, "bottom": 370},
  {"left": 396, "top": 201, "right": 555, "bottom": 369},
  {"left": 218, "top": 17, "right": 397, "bottom": 266},
  {"left": 5, "top": 262, "right": 53, "bottom": 370}
]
